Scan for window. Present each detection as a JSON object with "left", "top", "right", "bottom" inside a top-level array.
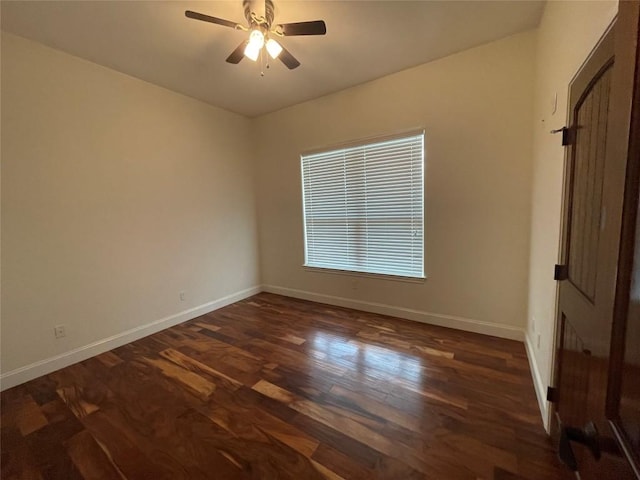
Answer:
[{"left": 301, "top": 131, "right": 424, "bottom": 279}]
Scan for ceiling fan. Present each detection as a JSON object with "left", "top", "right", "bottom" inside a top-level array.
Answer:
[{"left": 185, "top": 0, "right": 326, "bottom": 70}]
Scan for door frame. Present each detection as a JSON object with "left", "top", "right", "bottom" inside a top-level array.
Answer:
[{"left": 606, "top": 0, "right": 640, "bottom": 476}]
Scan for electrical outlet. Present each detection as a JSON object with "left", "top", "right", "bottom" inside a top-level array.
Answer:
[
  {"left": 531, "top": 317, "right": 536, "bottom": 333},
  {"left": 537, "top": 334, "right": 541, "bottom": 349},
  {"left": 54, "top": 325, "right": 66, "bottom": 339},
  {"left": 179, "top": 291, "right": 186, "bottom": 301}
]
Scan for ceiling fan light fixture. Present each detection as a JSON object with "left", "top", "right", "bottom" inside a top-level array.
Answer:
[
  {"left": 249, "top": 29, "right": 265, "bottom": 48},
  {"left": 266, "top": 38, "right": 283, "bottom": 59},
  {"left": 244, "top": 42, "right": 261, "bottom": 61},
  {"left": 244, "top": 29, "right": 265, "bottom": 61}
]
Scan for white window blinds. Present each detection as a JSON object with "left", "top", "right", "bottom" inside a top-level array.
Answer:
[{"left": 301, "top": 132, "right": 424, "bottom": 279}]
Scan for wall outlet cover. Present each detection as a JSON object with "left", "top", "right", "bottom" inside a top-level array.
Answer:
[{"left": 54, "top": 325, "right": 66, "bottom": 339}]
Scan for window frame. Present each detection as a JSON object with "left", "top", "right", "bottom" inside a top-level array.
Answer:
[{"left": 300, "top": 129, "right": 426, "bottom": 281}]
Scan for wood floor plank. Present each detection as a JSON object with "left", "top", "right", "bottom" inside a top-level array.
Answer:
[
  {"left": 252, "top": 379, "right": 443, "bottom": 476},
  {"left": 329, "top": 384, "right": 422, "bottom": 433},
  {"left": 23, "top": 421, "right": 86, "bottom": 479},
  {"left": 81, "top": 409, "right": 175, "bottom": 480},
  {"left": 0, "top": 293, "right": 572, "bottom": 479},
  {"left": 311, "top": 442, "right": 374, "bottom": 479},
  {"left": 194, "top": 321, "right": 221, "bottom": 333},
  {"left": 91, "top": 363, "right": 248, "bottom": 478},
  {"left": 1, "top": 441, "right": 44, "bottom": 480},
  {"left": 95, "top": 351, "right": 123, "bottom": 369},
  {"left": 14, "top": 395, "right": 49, "bottom": 436},
  {"left": 175, "top": 408, "right": 325, "bottom": 480},
  {"left": 65, "top": 430, "right": 125, "bottom": 480},
  {"left": 199, "top": 388, "right": 321, "bottom": 458},
  {"left": 159, "top": 347, "right": 243, "bottom": 390},
  {"left": 57, "top": 387, "right": 100, "bottom": 419},
  {"left": 142, "top": 356, "right": 217, "bottom": 401}
]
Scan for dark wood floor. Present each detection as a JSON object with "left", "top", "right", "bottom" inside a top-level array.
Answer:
[{"left": 1, "top": 293, "right": 571, "bottom": 479}]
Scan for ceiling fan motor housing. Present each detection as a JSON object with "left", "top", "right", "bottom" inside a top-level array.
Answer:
[{"left": 243, "top": 0, "right": 275, "bottom": 29}]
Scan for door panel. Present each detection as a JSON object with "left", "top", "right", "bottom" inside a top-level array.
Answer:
[{"left": 567, "top": 65, "right": 611, "bottom": 302}]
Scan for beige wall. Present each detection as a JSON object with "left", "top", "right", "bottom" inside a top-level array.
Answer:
[
  {"left": 1, "top": 33, "right": 260, "bottom": 383},
  {"left": 526, "top": 0, "right": 618, "bottom": 427},
  {"left": 253, "top": 31, "right": 536, "bottom": 337}
]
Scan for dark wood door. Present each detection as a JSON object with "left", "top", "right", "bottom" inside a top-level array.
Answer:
[{"left": 554, "top": 6, "right": 640, "bottom": 478}]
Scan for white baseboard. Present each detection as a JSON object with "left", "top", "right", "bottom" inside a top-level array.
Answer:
[
  {"left": 524, "top": 331, "right": 550, "bottom": 432},
  {"left": 0, "top": 285, "right": 262, "bottom": 391},
  {"left": 262, "top": 284, "right": 525, "bottom": 341}
]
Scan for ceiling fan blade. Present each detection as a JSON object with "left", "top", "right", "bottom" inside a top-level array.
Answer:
[
  {"left": 185, "top": 10, "right": 240, "bottom": 29},
  {"left": 278, "top": 20, "right": 326, "bottom": 36},
  {"left": 278, "top": 44, "right": 300, "bottom": 70},
  {"left": 226, "top": 41, "right": 248, "bottom": 64}
]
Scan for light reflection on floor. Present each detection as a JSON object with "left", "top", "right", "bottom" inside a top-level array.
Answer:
[{"left": 311, "top": 331, "right": 424, "bottom": 386}]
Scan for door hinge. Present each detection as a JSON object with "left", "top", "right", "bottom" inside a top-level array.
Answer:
[
  {"left": 550, "top": 126, "right": 576, "bottom": 146},
  {"left": 554, "top": 264, "right": 568, "bottom": 281},
  {"left": 547, "top": 386, "right": 559, "bottom": 403}
]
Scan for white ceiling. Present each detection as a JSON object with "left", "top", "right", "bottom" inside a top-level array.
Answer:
[{"left": 1, "top": 1, "right": 544, "bottom": 117}]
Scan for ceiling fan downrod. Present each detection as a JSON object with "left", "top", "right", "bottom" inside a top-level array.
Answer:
[
  {"left": 264, "top": 0, "right": 275, "bottom": 28},
  {"left": 242, "top": 0, "right": 275, "bottom": 29}
]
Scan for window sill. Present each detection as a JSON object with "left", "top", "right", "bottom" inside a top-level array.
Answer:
[{"left": 302, "top": 265, "right": 427, "bottom": 284}]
